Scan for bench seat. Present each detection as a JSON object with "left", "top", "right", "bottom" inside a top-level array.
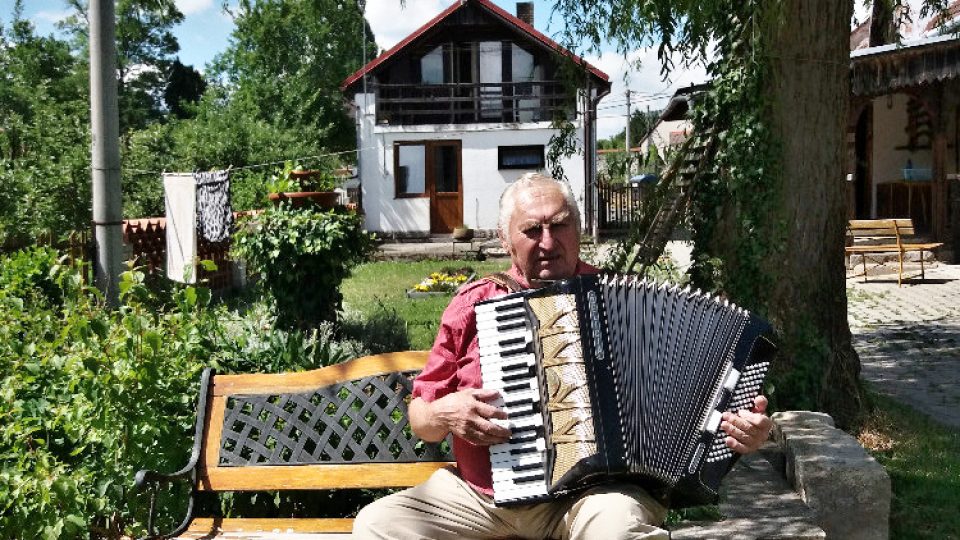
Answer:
[
  {"left": 845, "top": 218, "right": 942, "bottom": 286},
  {"left": 175, "top": 518, "right": 354, "bottom": 539}
]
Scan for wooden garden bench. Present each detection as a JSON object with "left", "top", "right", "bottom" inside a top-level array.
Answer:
[
  {"left": 132, "top": 352, "right": 826, "bottom": 540},
  {"left": 845, "top": 218, "right": 942, "bottom": 286},
  {"left": 133, "top": 351, "right": 454, "bottom": 539}
]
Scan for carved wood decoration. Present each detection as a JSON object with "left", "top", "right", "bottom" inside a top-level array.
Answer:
[{"left": 903, "top": 97, "right": 933, "bottom": 150}]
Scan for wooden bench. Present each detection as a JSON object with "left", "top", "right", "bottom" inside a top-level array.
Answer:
[
  {"left": 133, "top": 352, "right": 827, "bottom": 540},
  {"left": 845, "top": 218, "right": 943, "bottom": 286},
  {"left": 133, "top": 351, "right": 454, "bottom": 539}
]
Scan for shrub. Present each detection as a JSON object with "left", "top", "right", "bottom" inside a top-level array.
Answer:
[
  {"left": 232, "top": 205, "right": 375, "bottom": 329},
  {"left": 0, "top": 248, "right": 382, "bottom": 538}
]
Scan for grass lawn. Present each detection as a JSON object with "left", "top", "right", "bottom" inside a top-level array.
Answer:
[
  {"left": 341, "top": 258, "right": 509, "bottom": 350},
  {"left": 858, "top": 392, "right": 960, "bottom": 539}
]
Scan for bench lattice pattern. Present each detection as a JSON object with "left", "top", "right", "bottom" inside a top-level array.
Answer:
[{"left": 219, "top": 370, "right": 453, "bottom": 465}]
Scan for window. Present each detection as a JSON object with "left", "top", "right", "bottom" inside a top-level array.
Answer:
[
  {"left": 396, "top": 144, "right": 426, "bottom": 196},
  {"left": 498, "top": 145, "right": 544, "bottom": 170},
  {"left": 394, "top": 142, "right": 461, "bottom": 197}
]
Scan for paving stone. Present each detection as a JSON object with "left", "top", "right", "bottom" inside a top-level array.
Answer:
[{"left": 848, "top": 262, "right": 960, "bottom": 429}]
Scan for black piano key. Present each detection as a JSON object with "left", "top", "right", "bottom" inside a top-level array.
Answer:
[
  {"left": 512, "top": 463, "right": 541, "bottom": 473},
  {"left": 502, "top": 370, "right": 532, "bottom": 383},
  {"left": 503, "top": 381, "right": 532, "bottom": 393},
  {"left": 509, "top": 446, "right": 538, "bottom": 455},
  {"left": 493, "top": 301, "right": 523, "bottom": 312},
  {"left": 500, "top": 345, "right": 529, "bottom": 357},
  {"left": 514, "top": 474, "right": 545, "bottom": 484},
  {"left": 504, "top": 398, "right": 533, "bottom": 408},
  {"left": 507, "top": 407, "right": 534, "bottom": 419},
  {"left": 494, "top": 311, "right": 525, "bottom": 322},
  {"left": 501, "top": 363, "right": 529, "bottom": 374},
  {"left": 497, "top": 321, "right": 527, "bottom": 332},
  {"left": 498, "top": 336, "right": 526, "bottom": 347}
]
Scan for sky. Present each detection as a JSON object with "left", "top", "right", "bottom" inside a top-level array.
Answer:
[{"left": 8, "top": 0, "right": 937, "bottom": 140}]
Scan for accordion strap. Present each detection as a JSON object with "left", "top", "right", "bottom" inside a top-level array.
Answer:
[{"left": 483, "top": 272, "right": 524, "bottom": 293}]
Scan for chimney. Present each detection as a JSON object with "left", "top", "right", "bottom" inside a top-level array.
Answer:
[{"left": 516, "top": 2, "right": 534, "bottom": 26}]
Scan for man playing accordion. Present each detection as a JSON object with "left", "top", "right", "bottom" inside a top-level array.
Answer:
[{"left": 354, "top": 173, "right": 773, "bottom": 539}]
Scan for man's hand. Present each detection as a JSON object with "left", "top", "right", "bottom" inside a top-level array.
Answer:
[
  {"left": 410, "top": 389, "right": 512, "bottom": 446},
  {"left": 721, "top": 395, "right": 773, "bottom": 454}
]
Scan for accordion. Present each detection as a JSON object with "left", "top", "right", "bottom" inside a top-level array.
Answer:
[{"left": 476, "top": 274, "right": 776, "bottom": 508}]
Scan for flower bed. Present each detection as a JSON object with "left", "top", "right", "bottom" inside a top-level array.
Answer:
[{"left": 407, "top": 267, "right": 475, "bottom": 297}]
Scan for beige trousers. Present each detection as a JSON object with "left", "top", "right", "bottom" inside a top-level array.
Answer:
[{"left": 352, "top": 467, "right": 668, "bottom": 540}]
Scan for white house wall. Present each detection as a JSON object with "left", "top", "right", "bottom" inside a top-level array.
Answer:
[
  {"left": 354, "top": 92, "right": 588, "bottom": 234},
  {"left": 639, "top": 119, "right": 691, "bottom": 161},
  {"left": 870, "top": 93, "right": 934, "bottom": 216}
]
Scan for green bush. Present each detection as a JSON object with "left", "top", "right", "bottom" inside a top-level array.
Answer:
[
  {"left": 232, "top": 205, "right": 375, "bottom": 329},
  {"left": 0, "top": 248, "right": 380, "bottom": 538}
]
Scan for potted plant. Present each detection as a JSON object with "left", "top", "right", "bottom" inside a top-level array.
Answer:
[
  {"left": 266, "top": 162, "right": 341, "bottom": 209},
  {"left": 452, "top": 224, "right": 474, "bottom": 241}
]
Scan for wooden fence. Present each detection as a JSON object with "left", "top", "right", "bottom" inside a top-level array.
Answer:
[{"left": 597, "top": 182, "right": 650, "bottom": 232}]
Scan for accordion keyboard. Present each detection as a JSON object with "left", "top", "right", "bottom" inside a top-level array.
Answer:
[{"left": 476, "top": 296, "right": 550, "bottom": 504}]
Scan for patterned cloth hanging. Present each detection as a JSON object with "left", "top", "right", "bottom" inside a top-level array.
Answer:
[{"left": 194, "top": 169, "right": 233, "bottom": 243}]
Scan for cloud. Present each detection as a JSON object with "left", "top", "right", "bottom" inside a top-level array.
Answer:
[
  {"left": 176, "top": 0, "right": 215, "bottom": 17},
  {"left": 32, "top": 9, "right": 72, "bottom": 25},
  {"left": 364, "top": 0, "right": 454, "bottom": 52}
]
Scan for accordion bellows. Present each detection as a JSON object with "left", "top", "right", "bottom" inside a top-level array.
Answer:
[{"left": 477, "top": 274, "right": 776, "bottom": 508}]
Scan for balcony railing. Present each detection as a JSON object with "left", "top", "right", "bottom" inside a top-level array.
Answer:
[{"left": 374, "top": 81, "right": 573, "bottom": 126}]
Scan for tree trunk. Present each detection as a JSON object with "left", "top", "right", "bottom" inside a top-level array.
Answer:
[{"left": 764, "top": 0, "right": 865, "bottom": 428}]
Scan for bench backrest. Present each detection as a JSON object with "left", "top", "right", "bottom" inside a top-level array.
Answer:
[
  {"left": 194, "top": 351, "right": 455, "bottom": 492},
  {"left": 847, "top": 218, "right": 915, "bottom": 240}
]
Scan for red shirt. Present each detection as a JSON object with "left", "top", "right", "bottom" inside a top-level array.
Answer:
[{"left": 412, "top": 261, "right": 600, "bottom": 495}]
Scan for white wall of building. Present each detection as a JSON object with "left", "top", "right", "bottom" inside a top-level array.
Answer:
[
  {"left": 870, "top": 93, "right": 935, "bottom": 216},
  {"left": 638, "top": 118, "right": 691, "bottom": 162},
  {"left": 354, "top": 92, "right": 588, "bottom": 234}
]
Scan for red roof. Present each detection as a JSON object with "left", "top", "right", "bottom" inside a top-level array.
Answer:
[{"left": 341, "top": 0, "right": 609, "bottom": 92}]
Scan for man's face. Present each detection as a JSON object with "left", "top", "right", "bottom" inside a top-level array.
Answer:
[{"left": 501, "top": 184, "right": 580, "bottom": 284}]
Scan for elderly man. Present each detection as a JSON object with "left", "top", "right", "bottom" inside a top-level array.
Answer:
[{"left": 353, "top": 173, "right": 772, "bottom": 539}]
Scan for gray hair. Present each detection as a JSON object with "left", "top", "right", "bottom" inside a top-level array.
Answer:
[{"left": 498, "top": 172, "right": 581, "bottom": 242}]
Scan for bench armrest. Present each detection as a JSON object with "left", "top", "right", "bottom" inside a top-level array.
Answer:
[
  {"left": 132, "top": 368, "right": 214, "bottom": 540},
  {"left": 133, "top": 466, "right": 197, "bottom": 540}
]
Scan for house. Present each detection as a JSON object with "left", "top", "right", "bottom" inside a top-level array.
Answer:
[
  {"left": 847, "top": 2, "right": 960, "bottom": 247},
  {"left": 341, "top": 0, "right": 610, "bottom": 237},
  {"left": 635, "top": 83, "right": 708, "bottom": 162}
]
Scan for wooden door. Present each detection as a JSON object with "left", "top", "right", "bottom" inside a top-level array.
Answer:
[{"left": 429, "top": 141, "right": 462, "bottom": 233}]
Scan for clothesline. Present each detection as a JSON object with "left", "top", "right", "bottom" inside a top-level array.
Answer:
[{"left": 124, "top": 147, "right": 372, "bottom": 178}]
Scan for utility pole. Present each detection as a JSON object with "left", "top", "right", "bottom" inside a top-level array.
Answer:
[
  {"left": 89, "top": 0, "right": 123, "bottom": 306},
  {"left": 624, "top": 89, "right": 632, "bottom": 178},
  {"left": 624, "top": 89, "right": 631, "bottom": 154}
]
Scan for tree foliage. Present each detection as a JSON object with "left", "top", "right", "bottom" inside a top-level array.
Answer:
[
  {"left": 62, "top": 0, "right": 185, "bottom": 131},
  {"left": 0, "top": 6, "right": 90, "bottom": 248},
  {"left": 210, "top": 0, "right": 377, "bottom": 151},
  {"left": 598, "top": 108, "right": 661, "bottom": 150}
]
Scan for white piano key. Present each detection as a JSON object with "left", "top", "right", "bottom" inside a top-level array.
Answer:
[
  {"left": 491, "top": 413, "right": 542, "bottom": 430},
  {"left": 479, "top": 352, "right": 536, "bottom": 368},
  {"left": 475, "top": 298, "right": 525, "bottom": 313}
]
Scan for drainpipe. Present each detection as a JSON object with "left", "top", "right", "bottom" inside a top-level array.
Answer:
[{"left": 585, "top": 78, "right": 611, "bottom": 242}]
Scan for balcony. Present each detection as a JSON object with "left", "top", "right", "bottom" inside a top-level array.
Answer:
[{"left": 374, "top": 81, "right": 573, "bottom": 126}]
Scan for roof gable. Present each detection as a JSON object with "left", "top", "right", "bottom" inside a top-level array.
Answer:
[{"left": 341, "top": 0, "right": 609, "bottom": 92}]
